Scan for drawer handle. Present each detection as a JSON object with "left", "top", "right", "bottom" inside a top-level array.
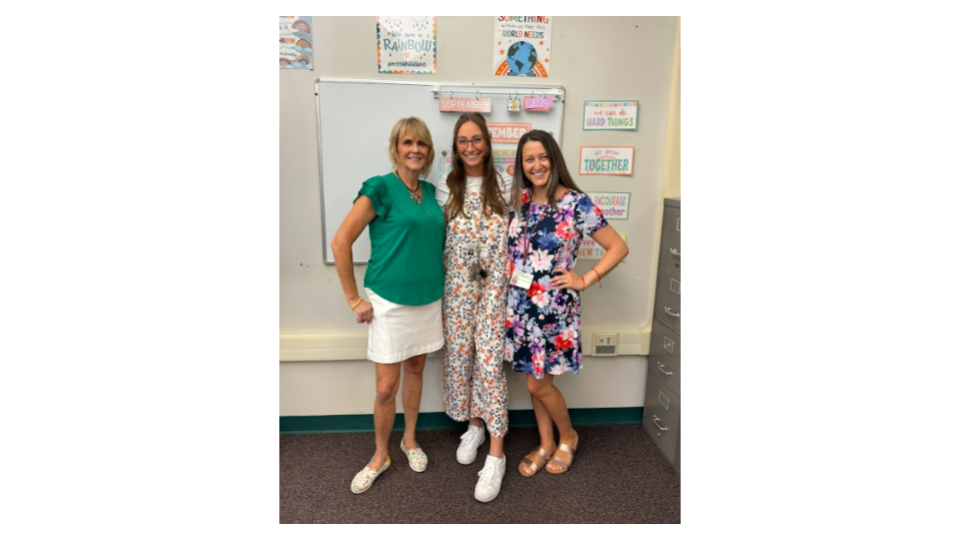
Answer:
[
  {"left": 664, "top": 306, "right": 680, "bottom": 318},
  {"left": 653, "top": 415, "right": 670, "bottom": 431},
  {"left": 657, "top": 363, "right": 673, "bottom": 376},
  {"left": 670, "top": 248, "right": 681, "bottom": 258}
]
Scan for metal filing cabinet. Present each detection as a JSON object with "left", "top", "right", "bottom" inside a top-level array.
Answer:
[{"left": 644, "top": 198, "right": 681, "bottom": 476}]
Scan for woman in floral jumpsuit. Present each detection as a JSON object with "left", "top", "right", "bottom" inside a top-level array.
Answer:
[
  {"left": 506, "top": 130, "right": 628, "bottom": 477},
  {"left": 434, "top": 113, "right": 513, "bottom": 502}
]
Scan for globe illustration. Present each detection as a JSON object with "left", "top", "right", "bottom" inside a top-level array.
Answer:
[{"left": 506, "top": 41, "right": 537, "bottom": 76}]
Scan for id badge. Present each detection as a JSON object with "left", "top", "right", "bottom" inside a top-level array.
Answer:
[
  {"left": 510, "top": 269, "right": 534, "bottom": 290},
  {"left": 463, "top": 244, "right": 477, "bottom": 259},
  {"left": 479, "top": 244, "right": 490, "bottom": 259}
]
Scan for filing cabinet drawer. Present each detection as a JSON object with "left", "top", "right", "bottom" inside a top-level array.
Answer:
[
  {"left": 659, "top": 205, "right": 681, "bottom": 269},
  {"left": 654, "top": 262, "right": 681, "bottom": 334},
  {"left": 642, "top": 377, "right": 680, "bottom": 465},
  {"left": 649, "top": 318, "right": 681, "bottom": 396}
]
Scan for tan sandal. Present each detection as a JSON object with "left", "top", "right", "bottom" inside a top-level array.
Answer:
[
  {"left": 546, "top": 442, "right": 577, "bottom": 474},
  {"left": 519, "top": 447, "right": 550, "bottom": 477}
]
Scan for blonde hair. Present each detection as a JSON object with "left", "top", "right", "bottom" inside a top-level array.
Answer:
[{"left": 388, "top": 117, "right": 435, "bottom": 178}]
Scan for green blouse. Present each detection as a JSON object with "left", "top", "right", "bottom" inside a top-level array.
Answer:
[{"left": 356, "top": 172, "right": 445, "bottom": 305}]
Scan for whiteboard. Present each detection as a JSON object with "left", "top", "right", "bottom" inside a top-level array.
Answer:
[{"left": 315, "top": 78, "right": 566, "bottom": 264}]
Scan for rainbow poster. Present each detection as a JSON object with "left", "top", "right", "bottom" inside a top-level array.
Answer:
[
  {"left": 493, "top": 16, "right": 552, "bottom": 78},
  {"left": 377, "top": 17, "right": 437, "bottom": 74},
  {"left": 280, "top": 16, "right": 313, "bottom": 70}
]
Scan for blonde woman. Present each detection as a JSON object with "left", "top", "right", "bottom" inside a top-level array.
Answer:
[{"left": 332, "top": 117, "right": 445, "bottom": 494}]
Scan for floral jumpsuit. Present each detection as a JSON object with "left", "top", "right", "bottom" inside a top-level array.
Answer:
[{"left": 441, "top": 180, "right": 510, "bottom": 438}]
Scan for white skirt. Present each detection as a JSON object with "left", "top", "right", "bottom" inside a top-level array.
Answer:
[{"left": 365, "top": 288, "right": 444, "bottom": 364}]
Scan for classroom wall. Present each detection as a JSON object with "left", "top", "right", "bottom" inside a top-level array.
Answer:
[
  {"left": 663, "top": 20, "right": 681, "bottom": 200},
  {"left": 280, "top": 16, "right": 679, "bottom": 417}
]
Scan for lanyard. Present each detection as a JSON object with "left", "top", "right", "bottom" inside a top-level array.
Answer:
[
  {"left": 471, "top": 175, "right": 508, "bottom": 257},
  {"left": 473, "top": 195, "right": 487, "bottom": 255},
  {"left": 522, "top": 203, "right": 549, "bottom": 265}
]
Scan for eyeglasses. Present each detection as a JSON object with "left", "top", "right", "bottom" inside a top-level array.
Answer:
[{"left": 456, "top": 137, "right": 485, "bottom": 148}]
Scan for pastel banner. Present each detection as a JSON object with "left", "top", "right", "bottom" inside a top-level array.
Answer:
[
  {"left": 583, "top": 100, "right": 640, "bottom": 130},
  {"left": 440, "top": 98, "right": 491, "bottom": 113},
  {"left": 588, "top": 192, "right": 630, "bottom": 220},
  {"left": 524, "top": 95, "right": 554, "bottom": 111},
  {"left": 279, "top": 16, "right": 314, "bottom": 70},
  {"left": 579, "top": 146, "right": 634, "bottom": 176},
  {"left": 493, "top": 16, "right": 552, "bottom": 77},
  {"left": 488, "top": 122, "right": 531, "bottom": 144},
  {"left": 578, "top": 233, "right": 628, "bottom": 261},
  {"left": 377, "top": 16, "right": 437, "bottom": 74},
  {"left": 493, "top": 149, "right": 517, "bottom": 178}
]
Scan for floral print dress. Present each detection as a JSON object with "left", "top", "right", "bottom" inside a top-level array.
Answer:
[
  {"left": 506, "top": 189, "right": 609, "bottom": 379},
  {"left": 440, "top": 177, "right": 511, "bottom": 438}
]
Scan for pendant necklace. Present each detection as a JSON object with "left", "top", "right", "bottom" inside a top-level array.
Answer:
[{"left": 398, "top": 171, "right": 423, "bottom": 204}]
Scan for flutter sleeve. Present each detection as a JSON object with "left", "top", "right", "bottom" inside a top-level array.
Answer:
[{"left": 356, "top": 175, "right": 390, "bottom": 219}]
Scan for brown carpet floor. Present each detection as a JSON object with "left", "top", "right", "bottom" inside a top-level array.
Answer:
[{"left": 280, "top": 424, "right": 680, "bottom": 523}]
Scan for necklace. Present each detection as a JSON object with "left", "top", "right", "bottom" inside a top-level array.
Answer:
[{"left": 398, "top": 171, "right": 422, "bottom": 204}]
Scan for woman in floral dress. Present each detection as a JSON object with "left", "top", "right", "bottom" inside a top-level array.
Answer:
[
  {"left": 506, "top": 130, "right": 629, "bottom": 477},
  {"left": 435, "top": 113, "right": 512, "bottom": 502}
]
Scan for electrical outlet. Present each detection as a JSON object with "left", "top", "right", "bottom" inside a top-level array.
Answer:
[{"left": 593, "top": 332, "right": 619, "bottom": 356}]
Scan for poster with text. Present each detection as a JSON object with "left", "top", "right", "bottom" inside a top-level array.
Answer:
[
  {"left": 579, "top": 146, "right": 634, "bottom": 176},
  {"left": 578, "top": 233, "right": 628, "bottom": 261},
  {"left": 488, "top": 123, "right": 531, "bottom": 144},
  {"left": 377, "top": 17, "right": 437, "bottom": 74},
  {"left": 493, "top": 16, "right": 551, "bottom": 77},
  {"left": 279, "top": 16, "right": 313, "bottom": 69},
  {"left": 493, "top": 149, "right": 517, "bottom": 179},
  {"left": 589, "top": 192, "right": 631, "bottom": 220},
  {"left": 583, "top": 100, "right": 639, "bottom": 130}
]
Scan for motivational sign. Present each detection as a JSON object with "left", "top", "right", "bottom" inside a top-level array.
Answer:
[
  {"left": 440, "top": 98, "right": 492, "bottom": 112},
  {"left": 279, "top": 16, "right": 313, "bottom": 70},
  {"left": 578, "top": 233, "right": 628, "bottom": 261},
  {"left": 488, "top": 122, "right": 531, "bottom": 144},
  {"left": 377, "top": 16, "right": 437, "bottom": 74},
  {"left": 493, "top": 149, "right": 517, "bottom": 178},
  {"left": 589, "top": 192, "right": 630, "bottom": 220},
  {"left": 493, "top": 16, "right": 552, "bottom": 77},
  {"left": 524, "top": 95, "right": 554, "bottom": 111},
  {"left": 579, "top": 147, "right": 635, "bottom": 176},
  {"left": 583, "top": 100, "right": 640, "bottom": 131}
]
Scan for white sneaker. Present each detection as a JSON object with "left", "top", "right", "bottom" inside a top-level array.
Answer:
[
  {"left": 474, "top": 454, "right": 506, "bottom": 503},
  {"left": 457, "top": 425, "right": 486, "bottom": 465}
]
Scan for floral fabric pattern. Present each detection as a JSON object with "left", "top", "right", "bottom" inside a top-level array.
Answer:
[
  {"left": 442, "top": 188, "right": 510, "bottom": 438},
  {"left": 506, "top": 189, "right": 608, "bottom": 379}
]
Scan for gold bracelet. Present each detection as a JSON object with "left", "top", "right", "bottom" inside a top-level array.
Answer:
[{"left": 349, "top": 297, "right": 363, "bottom": 310}]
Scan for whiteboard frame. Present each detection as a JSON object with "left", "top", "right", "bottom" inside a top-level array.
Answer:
[{"left": 315, "top": 77, "right": 566, "bottom": 265}]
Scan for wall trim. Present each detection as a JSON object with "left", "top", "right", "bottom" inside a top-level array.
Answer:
[
  {"left": 280, "top": 407, "right": 643, "bottom": 434},
  {"left": 280, "top": 327, "right": 650, "bottom": 362}
]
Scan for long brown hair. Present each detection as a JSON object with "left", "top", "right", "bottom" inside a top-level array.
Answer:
[
  {"left": 445, "top": 113, "right": 506, "bottom": 220},
  {"left": 512, "top": 129, "right": 583, "bottom": 215}
]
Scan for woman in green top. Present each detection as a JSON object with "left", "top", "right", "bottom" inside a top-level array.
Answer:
[{"left": 332, "top": 117, "right": 445, "bottom": 494}]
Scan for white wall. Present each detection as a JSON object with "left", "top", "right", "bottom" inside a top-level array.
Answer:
[{"left": 280, "top": 16, "right": 678, "bottom": 416}]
